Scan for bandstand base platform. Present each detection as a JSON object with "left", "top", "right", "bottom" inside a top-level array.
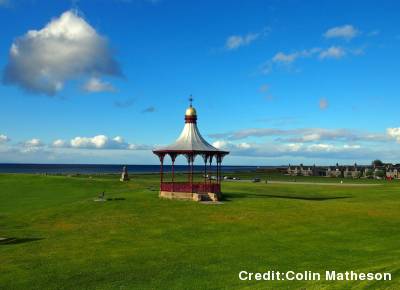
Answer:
[{"left": 159, "top": 191, "right": 221, "bottom": 202}]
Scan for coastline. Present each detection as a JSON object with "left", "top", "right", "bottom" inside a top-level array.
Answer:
[{"left": 0, "top": 163, "right": 271, "bottom": 174}]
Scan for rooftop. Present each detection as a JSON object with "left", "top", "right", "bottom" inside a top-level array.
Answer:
[{"left": 153, "top": 101, "right": 229, "bottom": 155}]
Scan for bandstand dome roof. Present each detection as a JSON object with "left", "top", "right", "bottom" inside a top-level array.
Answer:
[{"left": 153, "top": 102, "right": 229, "bottom": 155}]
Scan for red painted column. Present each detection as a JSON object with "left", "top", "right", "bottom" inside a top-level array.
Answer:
[
  {"left": 190, "top": 155, "right": 194, "bottom": 193},
  {"left": 217, "top": 157, "right": 219, "bottom": 184},
  {"left": 217, "top": 161, "right": 220, "bottom": 184},
  {"left": 170, "top": 154, "right": 176, "bottom": 193},
  {"left": 187, "top": 156, "right": 190, "bottom": 183},
  {"left": 203, "top": 155, "right": 207, "bottom": 192},
  {"left": 219, "top": 162, "right": 221, "bottom": 184},
  {"left": 172, "top": 161, "right": 174, "bottom": 182},
  {"left": 209, "top": 155, "right": 213, "bottom": 192},
  {"left": 185, "top": 154, "right": 194, "bottom": 193},
  {"left": 161, "top": 161, "right": 163, "bottom": 183},
  {"left": 217, "top": 154, "right": 222, "bottom": 184},
  {"left": 219, "top": 161, "right": 222, "bottom": 191},
  {"left": 219, "top": 161, "right": 222, "bottom": 192},
  {"left": 160, "top": 157, "right": 164, "bottom": 191},
  {"left": 171, "top": 159, "right": 175, "bottom": 192},
  {"left": 158, "top": 154, "right": 165, "bottom": 191},
  {"left": 216, "top": 154, "right": 222, "bottom": 193}
]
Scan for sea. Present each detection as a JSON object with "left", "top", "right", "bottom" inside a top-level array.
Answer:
[{"left": 0, "top": 164, "right": 271, "bottom": 174}]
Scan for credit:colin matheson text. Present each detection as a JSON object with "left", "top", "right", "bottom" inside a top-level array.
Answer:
[{"left": 239, "top": 270, "right": 392, "bottom": 281}]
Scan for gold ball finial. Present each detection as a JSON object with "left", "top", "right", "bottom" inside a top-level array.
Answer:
[
  {"left": 185, "top": 95, "right": 197, "bottom": 116},
  {"left": 185, "top": 106, "right": 197, "bottom": 116}
]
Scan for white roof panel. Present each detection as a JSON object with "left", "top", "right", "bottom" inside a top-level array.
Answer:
[{"left": 155, "top": 122, "right": 224, "bottom": 153}]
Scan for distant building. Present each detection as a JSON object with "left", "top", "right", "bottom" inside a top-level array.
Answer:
[
  {"left": 326, "top": 163, "right": 342, "bottom": 178},
  {"left": 286, "top": 162, "right": 400, "bottom": 179},
  {"left": 287, "top": 164, "right": 315, "bottom": 176},
  {"left": 385, "top": 165, "right": 399, "bottom": 179},
  {"left": 343, "top": 163, "right": 362, "bottom": 178}
]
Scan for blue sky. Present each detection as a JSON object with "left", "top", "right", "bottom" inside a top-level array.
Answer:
[{"left": 0, "top": 0, "right": 400, "bottom": 165}]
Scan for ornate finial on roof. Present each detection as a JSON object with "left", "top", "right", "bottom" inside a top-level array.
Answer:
[
  {"left": 185, "top": 94, "right": 197, "bottom": 118},
  {"left": 189, "top": 95, "right": 193, "bottom": 107}
]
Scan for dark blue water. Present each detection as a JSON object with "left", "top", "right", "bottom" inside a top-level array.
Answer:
[{"left": 0, "top": 164, "right": 267, "bottom": 174}]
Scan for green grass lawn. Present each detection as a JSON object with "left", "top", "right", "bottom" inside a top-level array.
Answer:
[{"left": 0, "top": 173, "right": 399, "bottom": 289}]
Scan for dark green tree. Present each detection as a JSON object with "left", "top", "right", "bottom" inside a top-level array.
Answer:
[{"left": 372, "top": 160, "right": 383, "bottom": 167}]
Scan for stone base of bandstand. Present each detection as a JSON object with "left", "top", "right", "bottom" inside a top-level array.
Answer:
[{"left": 159, "top": 191, "right": 221, "bottom": 202}]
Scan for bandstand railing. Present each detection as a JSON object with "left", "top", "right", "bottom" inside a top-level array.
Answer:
[{"left": 160, "top": 182, "right": 221, "bottom": 193}]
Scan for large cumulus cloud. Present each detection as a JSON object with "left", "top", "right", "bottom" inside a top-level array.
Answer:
[
  {"left": 52, "top": 135, "right": 150, "bottom": 150},
  {"left": 3, "top": 10, "right": 121, "bottom": 95}
]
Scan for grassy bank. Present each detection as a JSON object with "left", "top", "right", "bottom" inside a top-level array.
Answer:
[{"left": 0, "top": 173, "right": 399, "bottom": 289}]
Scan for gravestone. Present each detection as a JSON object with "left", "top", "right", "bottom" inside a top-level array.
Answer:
[{"left": 120, "top": 166, "right": 130, "bottom": 181}]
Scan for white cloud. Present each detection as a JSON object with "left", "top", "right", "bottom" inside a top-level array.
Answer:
[
  {"left": 263, "top": 45, "right": 360, "bottom": 74},
  {"left": 49, "top": 134, "right": 149, "bottom": 150},
  {"left": 237, "top": 142, "right": 251, "bottom": 149},
  {"left": 70, "top": 135, "right": 125, "bottom": 149},
  {"left": 52, "top": 139, "right": 67, "bottom": 147},
  {"left": 208, "top": 139, "right": 369, "bottom": 160},
  {"left": 0, "top": 0, "right": 9, "bottom": 6},
  {"left": 212, "top": 140, "right": 228, "bottom": 149},
  {"left": 3, "top": 10, "right": 120, "bottom": 95},
  {"left": 272, "top": 48, "right": 321, "bottom": 64},
  {"left": 127, "top": 144, "right": 142, "bottom": 150},
  {"left": 1, "top": 129, "right": 399, "bottom": 164},
  {"left": 0, "top": 134, "right": 10, "bottom": 143},
  {"left": 83, "top": 77, "right": 115, "bottom": 93},
  {"left": 212, "top": 140, "right": 252, "bottom": 151},
  {"left": 302, "top": 133, "right": 321, "bottom": 142},
  {"left": 113, "top": 136, "right": 124, "bottom": 143},
  {"left": 306, "top": 143, "right": 361, "bottom": 153},
  {"left": 24, "top": 138, "right": 43, "bottom": 147},
  {"left": 387, "top": 128, "right": 400, "bottom": 143},
  {"left": 210, "top": 127, "right": 388, "bottom": 143},
  {"left": 324, "top": 25, "right": 359, "bottom": 40},
  {"left": 282, "top": 129, "right": 386, "bottom": 143},
  {"left": 286, "top": 143, "right": 302, "bottom": 152},
  {"left": 319, "top": 98, "right": 329, "bottom": 110},
  {"left": 319, "top": 46, "right": 346, "bottom": 59},
  {"left": 225, "top": 32, "right": 259, "bottom": 50},
  {"left": 272, "top": 52, "right": 298, "bottom": 64},
  {"left": 0, "top": 143, "right": 154, "bottom": 164},
  {"left": 307, "top": 143, "right": 335, "bottom": 152},
  {"left": 343, "top": 144, "right": 361, "bottom": 149}
]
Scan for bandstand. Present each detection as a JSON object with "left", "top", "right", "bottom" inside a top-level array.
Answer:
[{"left": 153, "top": 98, "right": 229, "bottom": 201}]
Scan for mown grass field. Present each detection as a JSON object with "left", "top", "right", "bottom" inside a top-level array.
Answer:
[{"left": 0, "top": 173, "right": 399, "bottom": 289}]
